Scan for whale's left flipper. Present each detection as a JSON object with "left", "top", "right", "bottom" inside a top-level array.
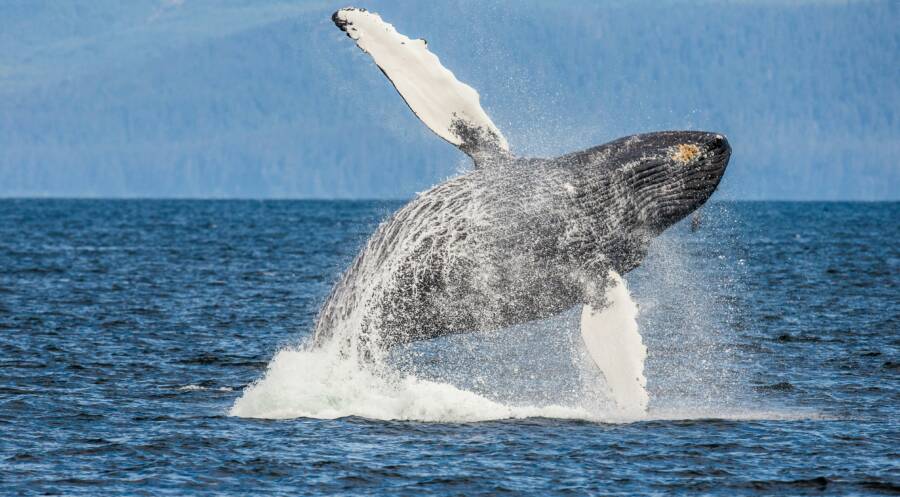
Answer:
[
  {"left": 333, "top": 7, "right": 510, "bottom": 166},
  {"left": 580, "top": 272, "right": 649, "bottom": 415}
]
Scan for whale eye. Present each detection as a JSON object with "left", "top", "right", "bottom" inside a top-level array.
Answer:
[{"left": 671, "top": 144, "right": 701, "bottom": 164}]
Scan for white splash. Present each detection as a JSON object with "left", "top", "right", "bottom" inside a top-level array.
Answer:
[
  {"left": 229, "top": 337, "right": 815, "bottom": 423},
  {"left": 179, "top": 384, "right": 233, "bottom": 392},
  {"left": 229, "top": 341, "right": 590, "bottom": 422}
]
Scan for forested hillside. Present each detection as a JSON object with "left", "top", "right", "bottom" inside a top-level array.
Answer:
[{"left": 1, "top": 0, "right": 897, "bottom": 199}]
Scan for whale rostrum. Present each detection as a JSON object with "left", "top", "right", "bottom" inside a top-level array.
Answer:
[{"left": 319, "top": 7, "right": 731, "bottom": 409}]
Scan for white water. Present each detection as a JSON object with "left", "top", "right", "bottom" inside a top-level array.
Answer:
[
  {"left": 229, "top": 341, "right": 592, "bottom": 422},
  {"left": 229, "top": 331, "right": 815, "bottom": 422}
]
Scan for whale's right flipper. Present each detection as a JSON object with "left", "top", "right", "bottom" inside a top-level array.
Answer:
[
  {"left": 333, "top": 7, "right": 510, "bottom": 166},
  {"left": 580, "top": 272, "right": 649, "bottom": 415}
]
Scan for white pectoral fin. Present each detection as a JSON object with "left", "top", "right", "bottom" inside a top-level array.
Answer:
[
  {"left": 580, "top": 272, "right": 649, "bottom": 414},
  {"left": 333, "top": 7, "right": 510, "bottom": 165}
]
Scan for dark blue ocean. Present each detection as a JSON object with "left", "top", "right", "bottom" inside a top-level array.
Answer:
[{"left": 1, "top": 200, "right": 897, "bottom": 496}]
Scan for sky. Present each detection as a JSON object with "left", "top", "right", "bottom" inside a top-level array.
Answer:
[{"left": 1, "top": 0, "right": 898, "bottom": 200}]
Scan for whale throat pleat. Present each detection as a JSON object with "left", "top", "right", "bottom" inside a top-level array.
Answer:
[{"left": 333, "top": 7, "right": 510, "bottom": 165}]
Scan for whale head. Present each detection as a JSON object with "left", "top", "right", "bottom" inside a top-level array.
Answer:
[
  {"left": 618, "top": 131, "right": 731, "bottom": 235},
  {"left": 558, "top": 131, "right": 730, "bottom": 274}
]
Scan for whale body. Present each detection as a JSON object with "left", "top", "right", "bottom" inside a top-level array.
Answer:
[{"left": 315, "top": 8, "right": 731, "bottom": 402}]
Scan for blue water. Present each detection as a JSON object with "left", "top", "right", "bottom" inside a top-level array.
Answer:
[{"left": 1, "top": 200, "right": 897, "bottom": 495}]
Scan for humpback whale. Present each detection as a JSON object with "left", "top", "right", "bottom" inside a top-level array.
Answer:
[{"left": 317, "top": 7, "right": 730, "bottom": 409}]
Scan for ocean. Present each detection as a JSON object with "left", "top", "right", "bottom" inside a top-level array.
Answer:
[{"left": 1, "top": 199, "right": 897, "bottom": 495}]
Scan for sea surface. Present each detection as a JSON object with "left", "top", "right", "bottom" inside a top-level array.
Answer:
[{"left": 0, "top": 199, "right": 897, "bottom": 496}]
